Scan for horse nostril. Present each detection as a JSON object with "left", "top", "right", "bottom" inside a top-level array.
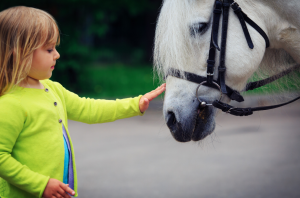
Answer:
[
  {"left": 165, "top": 111, "right": 192, "bottom": 142},
  {"left": 166, "top": 111, "right": 177, "bottom": 132}
]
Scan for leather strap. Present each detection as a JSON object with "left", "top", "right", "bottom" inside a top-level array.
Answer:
[
  {"left": 228, "top": 0, "right": 269, "bottom": 48},
  {"left": 212, "top": 0, "right": 223, "bottom": 50},
  {"left": 231, "top": 2, "right": 254, "bottom": 49},
  {"left": 207, "top": 48, "right": 216, "bottom": 85},
  {"left": 242, "top": 12, "right": 270, "bottom": 48},
  {"left": 218, "top": 1, "right": 230, "bottom": 94},
  {"left": 165, "top": 69, "right": 245, "bottom": 102},
  {"left": 213, "top": 100, "right": 254, "bottom": 116},
  {"left": 213, "top": 96, "right": 300, "bottom": 116},
  {"left": 206, "top": 1, "right": 223, "bottom": 85},
  {"left": 245, "top": 64, "right": 300, "bottom": 91}
]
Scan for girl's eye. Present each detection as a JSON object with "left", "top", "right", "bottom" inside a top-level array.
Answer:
[{"left": 47, "top": 49, "right": 53, "bottom": 53}]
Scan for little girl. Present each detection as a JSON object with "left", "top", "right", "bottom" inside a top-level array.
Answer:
[{"left": 0, "top": 6, "right": 165, "bottom": 198}]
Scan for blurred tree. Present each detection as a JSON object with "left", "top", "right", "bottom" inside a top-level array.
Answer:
[{"left": 0, "top": 0, "right": 162, "bottom": 93}]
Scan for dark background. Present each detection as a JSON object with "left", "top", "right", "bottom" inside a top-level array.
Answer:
[{"left": 1, "top": 0, "right": 162, "bottom": 98}]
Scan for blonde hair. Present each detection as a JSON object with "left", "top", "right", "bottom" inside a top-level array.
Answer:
[{"left": 0, "top": 6, "right": 60, "bottom": 96}]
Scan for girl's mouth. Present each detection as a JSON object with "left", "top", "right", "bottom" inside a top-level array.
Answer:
[{"left": 51, "top": 66, "right": 55, "bottom": 69}]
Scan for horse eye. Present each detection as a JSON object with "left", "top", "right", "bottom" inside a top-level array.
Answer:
[{"left": 190, "top": 23, "right": 208, "bottom": 37}]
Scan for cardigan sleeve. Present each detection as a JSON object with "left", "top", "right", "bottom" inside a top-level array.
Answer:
[
  {"left": 0, "top": 96, "right": 50, "bottom": 198},
  {"left": 56, "top": 82, "right": 144, "bottom": 124}
]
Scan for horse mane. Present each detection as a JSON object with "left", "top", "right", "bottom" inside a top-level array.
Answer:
[{"left": 154, "top": 0, "right": 198, "bottom": 82}]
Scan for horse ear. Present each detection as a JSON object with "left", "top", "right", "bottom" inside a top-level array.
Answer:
[
  {"left": 278, "top": 25, "right": 300, "bottom": 63},
  {"left": 279, "top": 26, "right": 297, "bottom": 40}
]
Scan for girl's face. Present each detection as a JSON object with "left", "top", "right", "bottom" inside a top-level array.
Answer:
[{"left": 29, "top": 43, "right": 60, "bottom": 81}]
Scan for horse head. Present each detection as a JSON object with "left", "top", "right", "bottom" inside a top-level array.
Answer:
[{"left": 154, "top": 0, "right": 300, "bottom": 142}]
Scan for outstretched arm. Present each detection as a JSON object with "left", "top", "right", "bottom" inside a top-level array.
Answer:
[
  {"left": 139, "top": 83, "right": 166, "bottom": 113},
  {"left": 48, "top": 80, "right": 166, "bottom": 124}
]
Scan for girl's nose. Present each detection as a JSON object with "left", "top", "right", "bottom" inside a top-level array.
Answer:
[{"left": 55, "top": 50, "right": 60, "bottom": 60}]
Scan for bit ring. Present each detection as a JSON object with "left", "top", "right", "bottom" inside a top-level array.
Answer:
[{"left": 196, "top": 81, "right": 223, "bottom": 106}]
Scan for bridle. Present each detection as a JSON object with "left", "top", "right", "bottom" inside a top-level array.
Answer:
[{"left": 165, "top": 0, "right": 300, "bottom": 116}]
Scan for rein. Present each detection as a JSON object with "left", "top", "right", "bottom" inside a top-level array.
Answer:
[{"left": 165, "top": 0, "right": 300, "bottom": 116}]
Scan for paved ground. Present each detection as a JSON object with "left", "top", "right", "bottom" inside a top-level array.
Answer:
[{"left": 69, "top": 98, "right": 300, "bottom": 198}]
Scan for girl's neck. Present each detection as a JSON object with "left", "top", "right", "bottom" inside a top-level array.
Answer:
[{"left": 20, "top": 76, "right": 44, "bottom": 89}]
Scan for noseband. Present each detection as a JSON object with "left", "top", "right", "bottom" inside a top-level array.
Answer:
[{"left": 165, "top": 0, "right": 300, "bottom": 116}]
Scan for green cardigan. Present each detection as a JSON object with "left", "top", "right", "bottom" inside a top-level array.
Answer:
[{"left": 0, "top": 79, "right": 143, "bottom": 198}]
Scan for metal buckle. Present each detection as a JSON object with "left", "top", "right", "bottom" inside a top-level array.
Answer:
[
  {"left": 207, "top": 72, "right": 214, "bottom": 76},
  {"left": 196, "top": 81, "right": 223, "bottom": 107},
  {"left": 231, "top": 1, "right": 238, "bottom": 7},
  {"left": 226, "top": 108, "right": 235, "bottom": 114},
  {"left": 230, "top": 2, "right": 242, "bottom": 11}
]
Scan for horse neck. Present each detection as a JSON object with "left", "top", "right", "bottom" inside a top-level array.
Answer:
[
  {"left": 239, "top": 0, "right": 300, "bottom": 64},
  {"left": 263, "top": 0, "right": 300, "bottom": 28}
]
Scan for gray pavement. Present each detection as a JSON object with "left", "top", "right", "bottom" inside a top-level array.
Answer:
[{"left": 69, "top": 98, "right": 300, "bottom": 198}]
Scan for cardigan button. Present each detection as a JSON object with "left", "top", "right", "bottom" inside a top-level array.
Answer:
[
  {"left": 59, "top": 119, "right": 62, "bottom": 123},
  {"left": 54, "top": 102, "right": 57, "bottom": 106},
  {"left": 45, "top": 88, "right": 49, "bottom": 92}
]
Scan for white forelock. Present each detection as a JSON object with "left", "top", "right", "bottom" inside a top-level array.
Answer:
[{"left": 154, "top": 0, "right": 196, "bottom": 80}]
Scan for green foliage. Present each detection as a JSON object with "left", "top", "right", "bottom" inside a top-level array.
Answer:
[
  {"left": 75, "top": 64, "right": 160, "bottom": 99},
  {"left": 245, "top": 72, "right": 300, "bottom": 95}
]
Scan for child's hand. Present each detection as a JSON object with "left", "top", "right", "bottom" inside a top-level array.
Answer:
[
  {"left": 43, "top": 178, "right": 75, "bottom": 198},
  {"left": 139, "top": 83, "right": 166, "bottom": 113}
]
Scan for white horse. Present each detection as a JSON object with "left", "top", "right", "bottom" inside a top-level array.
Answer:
[{"left": 154, "top": 0, "right": 300, "bottom": 142}]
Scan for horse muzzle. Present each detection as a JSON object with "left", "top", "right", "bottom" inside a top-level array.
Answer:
[{"left": 164, "top": 98, "right": 216, "bottom": 142}]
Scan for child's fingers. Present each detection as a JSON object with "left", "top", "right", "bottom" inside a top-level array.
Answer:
[
  {"left": 54, "top": 193, "right": 63, "bottom": 198},
  {"left": 153, "top": 83, "right": 166, "bottom": 91},
  {"left": 148, "top": 85, "right": 165, "bottom": 96},
  {"left": 57, "top": 194, "right": 64, "bottom": 198},
  {"left": 57, "top": 187, "right": 71, "bottom": 198},
  {"left": 146, "top": 86, "right": 165, "bottom": 100},
  {"left": 143, "top": 98, "right": 150, "bottom": 106},
  {"left": 60, "top": 183, "right": 75, "bottom": 197},
  {"left": 139, "top": 84, "right": 165, "bottom": 112},
  {"left": 155, "top": 83, "right": 166, "bottom": 90},
  {"left": 148, "top": 84, "right": 165, "bottom": 94}
]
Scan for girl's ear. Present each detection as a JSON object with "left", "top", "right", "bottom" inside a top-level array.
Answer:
[
  {"left": 12, "top": 48, "right": 20, "bottom": 55},
  {"left": 12, "top": 48, "right": 25, "bottom": 57},
  {"left": 11, "top": 48, "right": 17, "bottom": 60},
  {"left": 12, "top": 48, "right": 19, "bottom": 60}
]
